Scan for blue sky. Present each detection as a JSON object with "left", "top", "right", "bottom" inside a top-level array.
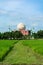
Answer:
[{"left": 0, "top": 0, "right": 43, "bottom": 32}]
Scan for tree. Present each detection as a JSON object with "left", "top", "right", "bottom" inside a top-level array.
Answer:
[
  {"left": 37, "top": 30, "right": 43, "bottom": 38},
  {"left": 14, "top": 31, "right": 23, "bottom": 39},
  {"left": 0, "top": 32, "right": 2, "bottom": 39},
  {"left": 33, "top": 33, "right": 38, "bottom": 39}
]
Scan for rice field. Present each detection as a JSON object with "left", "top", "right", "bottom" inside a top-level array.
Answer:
[
  {"left": 0, "top": 40, "right": 43, "bottom": 64},
  {"left": 0, "top": 40, "right": 18, "bottom": 61},
  {"left": 22, "top": 40, "right": 43, "bottom": 55}
]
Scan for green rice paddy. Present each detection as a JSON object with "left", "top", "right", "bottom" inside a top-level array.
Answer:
[{"left": 0, "top": 40, "right": 43, "bottom": 64}]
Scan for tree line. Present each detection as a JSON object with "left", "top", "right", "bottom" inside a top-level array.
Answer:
[
  {"left": 33, "top": 30, "right": 43, "bottom": 39},
  {"left": 0, "top": 31, "right": 23, "bottom": 40},
  {"left": 0, "top": 30, "right": 43, "bottom": 39}
]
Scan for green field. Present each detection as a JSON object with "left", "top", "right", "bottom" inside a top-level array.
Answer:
[
  {"left": 0, "top": 40, "right": 18, "bottom": 61},
  {"left": 0, "top": 40, "right": 43, "bottom": 64},
  {"left": 23, "top": 40, "right": 43, "bottom": 55}
]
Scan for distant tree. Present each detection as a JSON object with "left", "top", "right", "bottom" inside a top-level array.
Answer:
[
  {"left": 33, "top": 33, "right": 38, "bottom": 39},
  {"left": 1, "top": 30, "right": 43, "bottom": 40},
  {"left": 3, "top": 32, "right": 9, "bottom": 39},
  {"left": 37, "top": 30, "right": 43, "bottom": 38},
  {"left": 14, "top": 31, "right": 23, "bottom": 39},
  {"left": 0, "top": 32, "right": 2, "bottom": 39}
]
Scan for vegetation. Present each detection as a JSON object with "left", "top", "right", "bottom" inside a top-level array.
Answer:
[
  {"left": 0, "top": 30, "right": 43, "bottom": 39},
  {"left": 23, "top": 40, "right": 43, "bottom": 55},
  {"left": 34, "top": 30, "right": 43, "bottom": 39},
  {"left": 0, "top": 31, "right": 23, "bottom": 40},
  {"left": 0, "top": 40, "right": 18, "bottom": 61},
  {"left": 1, "top": 40, "right": 43, "bottom": 64}
]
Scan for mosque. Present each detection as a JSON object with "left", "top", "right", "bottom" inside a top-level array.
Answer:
[{"left": 17, "top": 23, "right": 30, "bottom": 36}]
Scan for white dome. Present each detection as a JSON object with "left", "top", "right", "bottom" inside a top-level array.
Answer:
[{"left": 17, "top": 23, "right": 26, "bottom": 30}]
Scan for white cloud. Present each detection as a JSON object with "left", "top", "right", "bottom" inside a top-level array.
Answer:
[
  {"left": 0, "top": 0, "right": 43, "bottom": 32},
  {"left": 0, "top": 0, "right": 21, "bottom": 11},
  {"left": 31, "top": 23, "right": 38, "bottom": 28},
  {"left": 0, "top": 9, "right": 7, "bottom": 14}
]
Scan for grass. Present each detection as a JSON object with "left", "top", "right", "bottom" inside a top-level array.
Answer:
[
  {"left": 22, "top": 40, "right": 43, "bottom": 55},
  {"left": 0, "top": 40, "right": 18, "bottom": 61},
  {"left": 0, "top": 40, "right": 43, "bottom": 64},
  {"left": 3, "top": 40, "right": 43, "bottom": 64}
]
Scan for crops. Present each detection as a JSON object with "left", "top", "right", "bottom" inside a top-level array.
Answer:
[
  {"left": 0, "top": 40, "right": 43, "bottom": 64},
  {"left": 0, "top": 40, "right": 18, "bottom": 61},
  {"left": 22, "top": 40, "right": 43, "bottom": 55}
]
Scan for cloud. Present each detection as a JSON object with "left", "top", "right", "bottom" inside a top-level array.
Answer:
[
  {"left": 0, "top": 0, "right": 43, "bottom": 32},
  {"left": 31, "top": 23, "right": 38, "bottom": 27},
  {"left": 0, "top": 0, "right": 21, "bottom": 11},
  {"left": 0, "top": 9, "right": 7, "bottom": 14}
]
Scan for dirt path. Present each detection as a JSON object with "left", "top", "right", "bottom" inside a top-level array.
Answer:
[{"left": 2, "top": 41, "right": 43, "bottom": 64}]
